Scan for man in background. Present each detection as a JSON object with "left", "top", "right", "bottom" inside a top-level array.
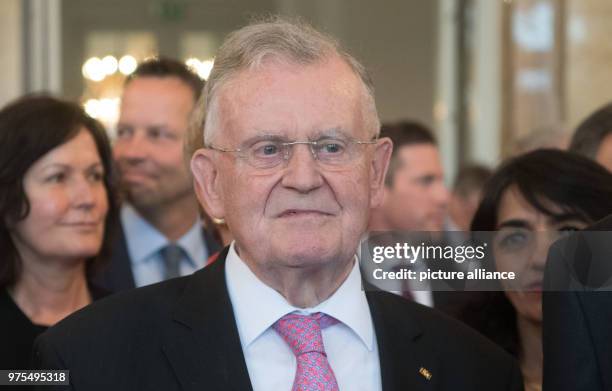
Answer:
[
  {"left": 446, "top": 164, "right": 492, "bottom": 233},
  {"left": 368, "top": 121, "right": 451, "bottom": 308},
  {"left": 569, "top": 102, "right": 612, "bottom": 171},
  {"left": 97, "top": 57, "right": 220, "bottom": 292},
  {"left": 369, "top": 121, "right": 449, "bottom": 233}
]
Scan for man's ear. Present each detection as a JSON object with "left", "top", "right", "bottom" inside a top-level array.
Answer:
[
  {"left": 191, "top": 148, "right": 226, "bottom": 219},
  {"left": 370, "top": 137, "right": 393, "bottom": 208}
]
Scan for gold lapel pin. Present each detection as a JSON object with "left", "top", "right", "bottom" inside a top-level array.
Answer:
[{"left": 419, "top": 367, "right": 432, "bottom": 380}]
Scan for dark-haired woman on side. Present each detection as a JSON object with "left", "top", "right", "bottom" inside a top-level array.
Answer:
[
  {"left": 0, "top": 95, "right": 118, "bottom": 369},
  {"left": 461, "top": 149, "right": 612, "bottom": 391}
]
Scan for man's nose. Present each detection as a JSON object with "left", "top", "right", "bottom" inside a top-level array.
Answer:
[
  {"left": 281, "top": 144, "right": 324, "bottom": 193},
  {"left": 434, "top": 181, "right": 450, "bottom": 207}
]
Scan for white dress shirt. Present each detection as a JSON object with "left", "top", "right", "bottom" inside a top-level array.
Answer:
[
  {"left": 121, "top": 204, "right": 209, "bottom": 287},
  {"left": 225, "top": 243, "right": 382, "bottom": 391}
]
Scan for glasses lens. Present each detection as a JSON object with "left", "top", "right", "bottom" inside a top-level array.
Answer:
[
  {"left": 247, "top": 140, "right": 284, "bottom": 168},
  {"left": 242, "top": 138, "right": 371, "bottom": 169},
  {"left": 315, "top": 138, "right": 350, "bottom": 165}
]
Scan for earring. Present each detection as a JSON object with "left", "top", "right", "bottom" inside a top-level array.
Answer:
[{"left": 212, "top": 217, "right": 226, "bottom": 225}]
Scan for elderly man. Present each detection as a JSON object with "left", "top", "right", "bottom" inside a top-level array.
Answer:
[{"left": 34, "top": 18, "right": 522, "bottom": 391}]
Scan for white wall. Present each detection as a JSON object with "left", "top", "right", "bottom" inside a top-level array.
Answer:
[
  {"left": 277, "top": 0, "right": 439, "bottom": 128},
  {"left": 469, "top": 0, "right": 502, "bottom": 166},
  {"left": 0, "top": 0, "right": 23, "bottom": 107}
]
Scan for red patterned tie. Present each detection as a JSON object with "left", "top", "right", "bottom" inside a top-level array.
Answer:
[{"left": 273, "top": 312, "right": 340, "bottom": 391}]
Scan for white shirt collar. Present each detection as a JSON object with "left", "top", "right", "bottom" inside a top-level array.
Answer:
[
  {"left": 121, "top": 204, "right": 204, "bottom": 267},
  {"left": 225, "top": 242, "right": 375, "bottom": 351}
]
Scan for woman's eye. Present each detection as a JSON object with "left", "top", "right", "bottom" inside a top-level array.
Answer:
[
  {"left": 89, "top": 171, "right": 104, "bottom": 182},
  {"left": 559, "top": 225, "right": 580, "bottom": 232},
  {"left": 497, "top": 231, "right": 529, "bottom": 251},
  {"left": 47, "top": 173, "right": 66, "bottom": 183},
  {"left": 556, "top": 225, "right": 582, "bottom": 238}
]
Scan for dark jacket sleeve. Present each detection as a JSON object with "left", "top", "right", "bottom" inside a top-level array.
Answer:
[
  {"left": 31, "top": 333, "right": 73, "bottom": 391},
  {"left": 506, "top": 358, "right": 525, "bottom": 391},
  {"left": 542, "top": 235, "right": 605, "bottom": 391}
]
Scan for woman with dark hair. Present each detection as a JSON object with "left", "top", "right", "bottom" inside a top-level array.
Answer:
[
  {"left": 0, "top": 95, "right": 118, "bottom": 369},
  {"left": 461, "top": 149, "right": 612, "bottom": 391}
]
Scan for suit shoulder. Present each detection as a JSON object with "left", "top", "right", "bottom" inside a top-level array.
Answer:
[
  {"left": 40, "top": 275, "right": 191, "bottom": 345},
  {"left": 590, "top": 214, "right": 612, "bottom": 230},
  {"left": 370, "top": 291, "right": 517, "bottom": 365}
]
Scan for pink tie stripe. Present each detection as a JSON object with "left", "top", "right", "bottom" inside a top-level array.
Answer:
[{"left": 274, "top": 312, "right": 340, "bottom": 391}]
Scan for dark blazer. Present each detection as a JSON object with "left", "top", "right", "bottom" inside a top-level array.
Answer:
[
  {"left": 95, "top": 219, "right": 221, "bottom": 292},
  {"left": 543, "top": 215, "right": 612, "bottom": 391},
  {"left": 34, "top": 248, "right": 523, "bottom": 391}
]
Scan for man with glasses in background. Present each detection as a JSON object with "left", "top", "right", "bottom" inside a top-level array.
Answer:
[{"left": 34, "top": 17, "right": 522, "bottom": 391}]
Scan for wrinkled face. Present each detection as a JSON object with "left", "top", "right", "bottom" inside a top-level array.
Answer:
[
  {"left": 192, "top": 57, "right": 391, "bottom": 272},
  {"left": 382, "top": 144, "right": 449, "bottom": 231},
  {"left": 114, "top": 77, "right": 195, "bottom": 210},
  {"left": 10, "top": 129, "right": 109, "bottom": 263},
  {"left": 595, "top": 133, "right": 612, "bottom": 172},
  {"left": 493, "top": 186, "right": 588, "bottom": 323}
]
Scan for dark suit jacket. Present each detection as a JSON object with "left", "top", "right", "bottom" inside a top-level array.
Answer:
[
  {"left": 34, "top": 248, "right": 523, "bottom": 391},
  {"left": 95, "top": 219, "right": 221, "bottom": 292},
  {"left": 543, "top": 215, "right": 612, "bottom": 391}
]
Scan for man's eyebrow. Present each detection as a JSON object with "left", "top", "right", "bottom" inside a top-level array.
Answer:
[
  {"left": 238, "top": 133, "right": 289, "bottom": 146},
  {"left": 496, "top": 219, "right": 530, "bottom": 230},
  {"left": 416, "top": 174, "right": 436, "bottom": 182},
  {"left": 311, "top": 127, "right": 350, "bottom": 139},
  {"left": 146, "top": 124, "right": 172, "bottom": 131},
  {"left": 235, "top": 128, "right": 351, "bottom": 146}
]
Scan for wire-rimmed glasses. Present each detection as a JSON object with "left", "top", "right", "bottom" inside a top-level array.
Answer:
[{"left": 207, "top": 136, "right": 378, "bottom": 169}]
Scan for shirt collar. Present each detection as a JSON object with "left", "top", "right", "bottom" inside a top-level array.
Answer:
[
  {"left": 121, "top": 204, "right": 203, "bottom": 267},
  {"left": 225, "top": 242, "right": 374, "bottom": 351}
]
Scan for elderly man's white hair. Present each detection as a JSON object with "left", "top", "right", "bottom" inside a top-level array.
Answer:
[{"left": 195, "top": 16, "right": 381, "bottom": 147}]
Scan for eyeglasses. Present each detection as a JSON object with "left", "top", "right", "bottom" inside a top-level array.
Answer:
[{"left": 207, "top": 137, "right": 378, "bottom": 169}]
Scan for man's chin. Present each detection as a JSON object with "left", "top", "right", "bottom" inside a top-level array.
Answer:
[
  {"left": 271, "top": 238, "right": 350, "bottom": 268},
  {"left": 125, "top": 191, "right": 162, "bottom": 210}
]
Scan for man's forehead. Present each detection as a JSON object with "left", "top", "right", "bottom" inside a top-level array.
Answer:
[
  {"left": 124, "top": 76, "right": 194, "bottom": 97},
  {"left": 214, "top": 58, "right": 366, "bottom": 143},
  {"left": 396, "top": 144, "right": 443, "bottom": 170},
  {"left": 227, "top": 127, "right": 358, "bottom": 144},
  {"left": 120, "top": 77, "right": 195, "bottom": 118},
  {"left": 397, "top": 143, "right": 440, "bottom": 159}
]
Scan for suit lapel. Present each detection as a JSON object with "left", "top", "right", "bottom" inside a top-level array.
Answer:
[
  {"left": 162, "top": 248, "right": 253, "bottom": 391},
  {"left": 578, "top": 292, "right": 612, "bottom": 390},
  {"left": 96, "top": 221, "right": 137, "bottom": 292},
  {"left": 366, "top": 290, "right": 439, "bottom": 391}
]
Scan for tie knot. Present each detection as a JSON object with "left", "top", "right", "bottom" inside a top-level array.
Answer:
[{"left": 273, "top": 312, "right": 338, "bottom": 356}]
